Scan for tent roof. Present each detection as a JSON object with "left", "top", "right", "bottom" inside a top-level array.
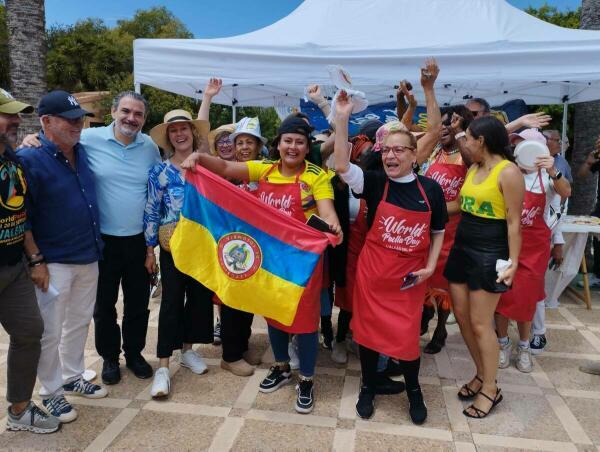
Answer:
[{"left": 134, "top": 0, "right": 600, "bottom": 107}]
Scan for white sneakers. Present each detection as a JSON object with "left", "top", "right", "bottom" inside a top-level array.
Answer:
[
  {"left": 516, "top": 346, "right": 533, "bottom": 373},
  {"left": 331, "top": 340, "right": 348, "bottom": 364},
  {"left": 151, "top": 367, "right": 170, "bottom": 398},
  {"left": 180, "top": 349, "right": 208, "bottom": 375},
  {"left": 498, "top": 338, "right": 534, "bottom": 373},
  {"left": 498, "top": 339, "right": 513, "bottom": 369}
]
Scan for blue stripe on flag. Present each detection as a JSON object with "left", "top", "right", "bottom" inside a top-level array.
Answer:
[{"left": 181, "top": 184, "right": 320, "bottom": 287}]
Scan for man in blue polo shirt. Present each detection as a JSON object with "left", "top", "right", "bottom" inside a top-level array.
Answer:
[
  {"left": 19, "top": 91, "right": 108, "bottom": 423},
  {"left": 22, "top": 91, "right": 161, "bottom": 384}
]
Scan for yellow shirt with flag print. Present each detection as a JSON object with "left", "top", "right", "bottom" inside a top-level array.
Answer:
[{"left": 246, "top": 160, "right": 334, "bottom": 220}]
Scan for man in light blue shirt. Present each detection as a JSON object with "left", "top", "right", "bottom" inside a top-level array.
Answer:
[{"left": 85, "top": 92, "right": 161, "bottom": 385}]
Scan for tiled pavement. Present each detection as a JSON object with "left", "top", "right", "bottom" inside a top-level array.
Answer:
[{"left": 2, "top": 290, "right": 600, "bottom": 451}]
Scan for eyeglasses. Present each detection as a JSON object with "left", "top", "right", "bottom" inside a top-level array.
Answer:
[
  {"left": 216, "top": 137, "right": 232, "bottom": 146},
  {"left": 546, "top": 137, "right": 561, "bottom": 143},
  {"left": 381, "top": 145, "right": 415, "bottom": 156}
]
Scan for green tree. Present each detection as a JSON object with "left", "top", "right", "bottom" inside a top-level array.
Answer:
[
  {"left": 116, "top": 7, "right": 192, "bottom": 39},
  {"left": 525, "top": 4, "right": 580, "bottom": 27}
]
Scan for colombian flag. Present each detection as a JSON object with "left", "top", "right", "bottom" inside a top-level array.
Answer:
[{"left": 170, "top": 166, "right": 335, "bottom": 326}]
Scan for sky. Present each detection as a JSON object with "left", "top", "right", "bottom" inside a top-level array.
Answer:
[{"left": 45, "top": 0, "right": 581, "bottom": 38}]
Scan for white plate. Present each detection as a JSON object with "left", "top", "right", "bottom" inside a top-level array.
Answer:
[{"left": 514, "top": 140, "right": 549, "bottom": 171}]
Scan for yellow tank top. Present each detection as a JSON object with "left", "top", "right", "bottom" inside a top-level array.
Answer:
[{"left": 459, "top": 160, "right": 510, "bottom": 220}]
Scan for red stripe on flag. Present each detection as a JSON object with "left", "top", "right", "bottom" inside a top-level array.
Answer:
[{"left": 185, "top": 166, "right": 336, "bottom": 253}]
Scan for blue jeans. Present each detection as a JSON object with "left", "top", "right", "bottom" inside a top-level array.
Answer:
[{"left": 267, "top": 326, "right": 318, "bottom": 377}]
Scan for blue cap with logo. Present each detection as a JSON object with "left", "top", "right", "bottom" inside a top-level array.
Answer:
[{"left": 37, "top": 90, "right": 92, "bottom": 119}]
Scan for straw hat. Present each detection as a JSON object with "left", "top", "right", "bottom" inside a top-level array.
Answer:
[
  {"left": 149, "top": 109, "right": 209, "bottom": 153},
  {"left": 229, "top": 117, "right": 268, "bottom": 145},
  {"left": 208, "top": 123, "right": 236, "bottom": 156}
]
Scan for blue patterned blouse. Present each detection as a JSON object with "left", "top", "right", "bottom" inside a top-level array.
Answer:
[{"left": 144, "top": 160, "right": 184, "bottom": 247}]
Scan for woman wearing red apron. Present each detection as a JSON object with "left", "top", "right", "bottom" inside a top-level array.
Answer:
[
  {"left": 495, "top": 133, "right": 570, "bottom": 374},
  {"left": 334, "top": 86, "right": 448, "bottom": 424},
  {"left": 419, "top": 106, "right": 472, "bottom": 354},
  {"left": 183, "top": 117, "right": 341, "bottom": 415}
]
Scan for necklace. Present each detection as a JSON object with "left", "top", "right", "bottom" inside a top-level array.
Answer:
[{"left": 442, "top": 147, "right": 460, "bottom": 155}]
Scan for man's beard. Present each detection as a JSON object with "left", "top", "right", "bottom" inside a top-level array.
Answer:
[{"left": 116, "top": 122, "right": 139, "bottom": 138}]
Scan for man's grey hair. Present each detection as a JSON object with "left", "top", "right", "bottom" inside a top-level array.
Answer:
[{"left": 112, "top": 91, "right": 149, "bottom": 117}]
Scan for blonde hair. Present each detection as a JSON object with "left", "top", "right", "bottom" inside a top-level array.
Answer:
[{"left": 383, "top": 129, "right": 417, "bottom": 149}]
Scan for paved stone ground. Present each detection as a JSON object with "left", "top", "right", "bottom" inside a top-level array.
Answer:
[{"left": 1, "top": 288, "right": 600, "bottom": 451}]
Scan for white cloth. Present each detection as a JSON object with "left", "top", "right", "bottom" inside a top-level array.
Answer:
[
  {"left": 37, "top": 262, "right": 99, "bottom": 397},
  {"left": 523, "top": 170, "right": 556, "bottom": 228}
]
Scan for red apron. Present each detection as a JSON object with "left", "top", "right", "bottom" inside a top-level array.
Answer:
[
  {"left": 335, "top": 198, "right": 368, "bottom": 312},
  {"left": 424, "top": 152, "right": 467, "bottom": 290},
  {"left": 257, "top": 163, "right": 323, "bottom": 334},
  {"left": 351, "top": 179, "right": 431, "bottom": 360},
  {"left": 497, "top": 171, "right": 550, "bottom": 322}
]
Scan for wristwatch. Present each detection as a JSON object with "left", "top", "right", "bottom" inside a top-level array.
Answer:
[
  {"left": 550, "top": 170, "right": 563, "bottom": 181},
  {"left": 455, "top": 132, "right": 466, "bottom": 140}
]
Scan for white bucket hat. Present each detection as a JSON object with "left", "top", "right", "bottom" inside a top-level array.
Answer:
[{"left": 229, "top": 117, "right": 268, "bottom": 145}]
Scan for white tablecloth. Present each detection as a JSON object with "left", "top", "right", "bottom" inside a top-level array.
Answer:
[{"left": 544, "top": 216, "right": 600, "bottom": 307}]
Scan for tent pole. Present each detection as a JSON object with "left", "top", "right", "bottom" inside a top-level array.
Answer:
[
  {"left": 561, "top": 102, "right": 568, "bottom": 154},
  {"left": 232, "top": 105, "right": 237, "bottom": 123},
  {"left": 134, "top": 83, "right": 141, "bottom": 94}
]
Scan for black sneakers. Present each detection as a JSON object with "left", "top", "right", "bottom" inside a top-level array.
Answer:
[
  {"left": 375, "top": 374, "right": 405, "bottom": 395},
  {"left": 126, "top": 355, "right": 153, "bottom": 379},
  {"left": 259, "top": 365, "right": 292, "bottom": 393},
  {"left": 101, "top": 359, "right": 121, "bottom": 385},
  {"left": 356, "top": 385, "right": 375, "bottom": 419},
  {"left": 295, "top": 379, "right": 314, "bottom": 414},
  {"left": 530, "top": 334, "right": 547, "bottom": 355},
  {"left": 407, "top": 387, "right": 427, "bottom": 425}
]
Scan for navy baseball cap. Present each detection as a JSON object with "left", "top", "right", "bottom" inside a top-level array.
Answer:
[{"left": 37, "top": 90, "right": 92, "bottom": 119}]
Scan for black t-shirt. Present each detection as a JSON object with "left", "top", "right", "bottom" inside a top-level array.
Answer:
[
  {"left": 356, "top": 171, "right": 448, "bottom": 231},
  {"left": 0, "top": 146, "right": 27, "bottom": 266}
]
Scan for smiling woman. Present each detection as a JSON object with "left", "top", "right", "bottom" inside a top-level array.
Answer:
[
  {"left": 181, "top": 116, "right": 342, "bottom": 414},
  {"left": 144, "top": 109, "right": 213, "bottom": 399},
  {"left": 333, "top": 60, "right": 448, "bottom": 425}
]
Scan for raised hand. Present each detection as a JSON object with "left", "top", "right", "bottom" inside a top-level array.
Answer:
[
  {"left": 204, "top": 78, "right": 222, "bottom": 98},
  {"left": 307, "top": 84, "right": 325, "bottom": 103},
  {"left": 420, "top": 57, "right": 440, "bottom": 89},
  {"left": 335, "top": 90, "right": 354, "bottom": 118},
  {"left": 450, "top": 113, "right": 465, "bottom": 133},
  {"left": 399, "top": 80, "right": 417, "bottom": 108},
  {"left": 520, "top": 112, "right": 551, "bottom": 129}
]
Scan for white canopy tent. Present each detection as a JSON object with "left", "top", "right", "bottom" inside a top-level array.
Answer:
[{"left": 134, "top": 0, "right": 600, "bottom": 112}]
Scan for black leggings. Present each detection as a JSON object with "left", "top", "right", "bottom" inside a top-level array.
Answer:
[
  {"left": 359, "top": 345, "right": 420, "bottom": 390},
  {"left": 336, "top": 309, "right": 352, "bottom": 343}
]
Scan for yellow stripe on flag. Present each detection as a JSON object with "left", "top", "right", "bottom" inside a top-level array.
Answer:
[{"left": 170, "top": 216, "right": 303, "bottom": 325}]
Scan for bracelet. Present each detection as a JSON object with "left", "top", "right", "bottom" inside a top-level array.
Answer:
[
  {"left": 27, "top": 252, "right": 42, "bottom": 262},
  {"left": 147, "top": 252, "right": 156, "bottom": 257},
  {"left": 28, "top": 258, "right": 46, "bottom": 268},
  {"left": 455, "top": 132, "right": 466, "bottom": 140}
]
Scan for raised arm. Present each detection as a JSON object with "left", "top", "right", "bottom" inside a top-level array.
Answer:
[
  {"left": 197, "top": 78, "right": 222, "bottom": 121},
  {"left": 505, "top": 112, "right": 551, "bottom": 134},
  {"left": 450, "top": 113, "right": 474, "bottom": 166},
  {"left": 333, "top": 90, "right": 354, "bottom": 174},
  {"left": 397, "top": 80, "right": 417, "bottom": 130},
  {"left": 307, "top": 84, "right": 332, "bottom": 121},
  {"left": 416, "top": 58, "right": 442, "bottom": 165},
  {"left": 535, "top": 155, "right": 571, "bottom": 198}
]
